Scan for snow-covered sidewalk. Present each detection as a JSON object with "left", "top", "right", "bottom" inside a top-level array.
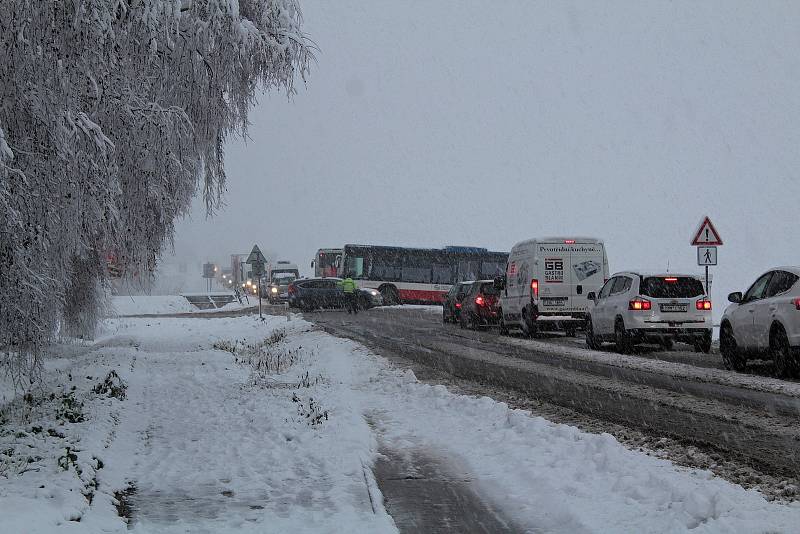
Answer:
[{"left": 2, "top": 312, "right": 800, "bottom": 533}]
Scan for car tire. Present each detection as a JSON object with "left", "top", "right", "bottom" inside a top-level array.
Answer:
[
  {"left": 614, "top": 319, "right": 632, "bottom": 354},
  {"left": 469, "top": 313, "right": 480, "bottom": 330},
  {"left": 720, "top": 323, "right": 746, "bottom": 372},
  {"left": 694, "top": 332, "right": 712, "bottom": 354},
  {"left": 661, "top": 338, "right": 674, "bottom": 351},
  {"left": 459, "top": 312, "right": 467, "bottom": 329},
  {"left": 771, "top": 326, "right": 797, "bottom": 379},
  {"left": 442, "top": 309, "right": 449, "bottom": 324},
  {"left": 520, "top": 307, "right": 537, "bottom": 338},
  {"left": 585, "top": 317, "right": 600, "bottom": 350},
  {"left": 499, "top": 310, "right": 509, "bottom": 335}
]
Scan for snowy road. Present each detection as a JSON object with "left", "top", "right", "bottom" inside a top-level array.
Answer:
[
  {"left": 309, "top": 307, "right": 800, "bottom": 483},
  {"left": 5, "top": 310, "right": 800, "bottom": 533}
]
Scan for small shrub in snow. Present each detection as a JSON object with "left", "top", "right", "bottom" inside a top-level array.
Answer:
[
  {"left": 212, "top": 340, "right": 240, "bottom": 354},
  {"left": 292, "top": 393, "right": 328, "bottom": 427},
  {"left": 57, "top": 447, "right": 79, "bottom": 473},
  {"left": 56, "top": 393, "right": 84, "bottom": 424},
  {"left": 296, "top": 371, "right": 326, "bottom": 389},
  {"left": 92, "top": 371, "right": 127, "bottom": 400}
]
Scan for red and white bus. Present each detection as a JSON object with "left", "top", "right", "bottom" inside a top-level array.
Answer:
[
  {"left": 340, "top": 244, "right": 508, "bottom": 305},
  {"left": 312, "top": 248, "right": 342, "bottom": 277}
]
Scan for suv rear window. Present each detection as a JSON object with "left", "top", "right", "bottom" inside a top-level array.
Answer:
[
  {"left": 640, "top": 277, "right": 704, "bottom": 299},
  {"left": 479, "top": 282, "right": 498, "bottom": 296}
]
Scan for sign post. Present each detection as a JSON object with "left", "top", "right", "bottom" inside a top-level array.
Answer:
[
  {"left": 691, "top": 217, "right": 723, "bottom": 294},
  {"left": 246, "top": 245, "right": 267, "bottom": 319},
  {"left": 202, "top": 262, "right": 216, "bottom": 292}
]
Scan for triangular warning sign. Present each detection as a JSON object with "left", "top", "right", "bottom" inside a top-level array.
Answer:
[
  {"left": 245, "top": 245, "right": 267, "bottom": 264},
  {"left": 691, "top": 217, "right": 723, "bottom": 246}
]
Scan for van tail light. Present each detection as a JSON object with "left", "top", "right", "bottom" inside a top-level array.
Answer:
[
  {"left": 475, "top": 295, "right": 485, "bottom": 307},
  {"left": 696, "top": 299, "right": 712, "bottom": 311},
  {"left": 629, "top": 298, "right": 651, "bottom": 311},
  {"left": 794, "top": 298, "right": 800, "bottom": 310},
  {"left": 530, "top": 279, "right": 539, "bottom": 299}
]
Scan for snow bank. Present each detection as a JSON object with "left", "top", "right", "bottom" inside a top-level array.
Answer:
[
  {"left": 373, "top": 305, "right": 442, "bottom": 313},
  {"left": 110, "top": 295, "right": 196, "bottom": 315}
]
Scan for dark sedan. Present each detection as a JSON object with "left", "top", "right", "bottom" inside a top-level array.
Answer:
[
  {"left": 459, "top": 280, "right": 501, "bottom": 329},
  {"left": 442, "top": 281, "right": 474, "bottom": 324},
  {"left": 288, "top": 278, "right": 382, "bottom": 311}
]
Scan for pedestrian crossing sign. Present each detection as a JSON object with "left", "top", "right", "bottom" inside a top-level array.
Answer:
[{"left": 697, "top": 246, "right": 717, "bottom": 266}]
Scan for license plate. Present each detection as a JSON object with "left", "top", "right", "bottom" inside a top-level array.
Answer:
[
  {"left": 542, "top": 297, "right": 567, "bottom": 307},
  {"left": 660, "top": 304, "right": 687, "bottom": 313}
]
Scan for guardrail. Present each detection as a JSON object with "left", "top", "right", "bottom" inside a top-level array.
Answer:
[{"left": 182, "top": 293, "right": 237, "bottom": 310}]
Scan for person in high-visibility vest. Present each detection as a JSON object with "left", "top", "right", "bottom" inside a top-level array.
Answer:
[{"left": 338, "top": 276, "right": 359, "bottom": 314}]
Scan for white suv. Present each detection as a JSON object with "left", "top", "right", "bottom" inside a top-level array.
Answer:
[
  {"left": 586, "top": 272, "right": 713, "bottom": 353},
  {"left": 720, "top": 267, "right": 800, "bottom": 377}
]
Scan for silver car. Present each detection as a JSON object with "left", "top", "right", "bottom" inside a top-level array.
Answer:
[
  {"left": 586, "top": 272, "right": 713, "bottom": 353},
  {"left": 720, "top": 267, "right": 800, "bottom": 377}
]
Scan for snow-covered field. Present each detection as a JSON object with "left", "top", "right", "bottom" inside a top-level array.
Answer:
[
  {"left": 109, "top": 295, "right": 251, "bottom": 316},
  {"left": 2, "top": 308, "right": 800, "bottom": 533}
]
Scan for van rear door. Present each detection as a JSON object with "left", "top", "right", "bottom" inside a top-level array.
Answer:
[
  {"left": 569, "top": 244, "right": 606, "bottom": 313},
  {"left": 538, "top": 244, "right": 571, "bottom": 313}
]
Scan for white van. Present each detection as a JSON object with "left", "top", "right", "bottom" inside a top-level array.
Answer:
[{"left": 499, "top": 237, "right": 609, "bottom": 336}]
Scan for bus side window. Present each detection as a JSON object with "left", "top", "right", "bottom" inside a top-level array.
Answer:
[{"left": 432, "top": 263, "right": 452, "bottom": 285}]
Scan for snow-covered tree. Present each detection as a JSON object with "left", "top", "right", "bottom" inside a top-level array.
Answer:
[{"left": 0, "top": 0, "right": 312, "bottom": 383}]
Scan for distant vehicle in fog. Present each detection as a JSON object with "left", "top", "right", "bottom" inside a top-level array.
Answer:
[
  {"left": 498, "top": 237, "right": 608, "bottom": 336},
  {"left": 720, "top": 267, "right": 800, "bottom": 377},
  {"left": 340, "top": 244, "right": 507, "bottom": 305},
  {"left": 264, "top": 272, "right": 297, "bottom": 303},
  {"left": 586, "top": 272, "right": 712, "bottom": 354},
  {"left": 269, "top": 261, "right": 299, "bottom": 282},
  {"left": 311, "top": 248, "right": 342, "bottom": 277},
  {"left": 442, "top": 281, "right": 475, "bottom": 324}
]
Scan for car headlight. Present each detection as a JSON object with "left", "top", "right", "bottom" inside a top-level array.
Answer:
[
  {"left": 370, "top": 290, "right": 378, "bottom": 296},
  {"left": 271, "top": 287, "right": 278, "bottom": 293}
]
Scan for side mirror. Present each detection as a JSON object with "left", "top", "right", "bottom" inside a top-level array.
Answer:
[
  {"left": 311, "top": 260, "right": 315, "bottom": 268},
  {"left": 587, "top": 291, "right": 596, "bottom": 302},
  {"left": 493, "top": 275, "right": 506, "bottom": 291},
  {"left": 728, "top": 291, "right": 743, "bottom": 304}
]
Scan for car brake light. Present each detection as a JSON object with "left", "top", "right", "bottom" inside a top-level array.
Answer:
[
  {"left": 794, "top": 297, "right": 800, "bottom": 310},
  {"left": 530, "top": 279, "right": 539, "bottom": 299},
  {"left": 696, "top": 299, "right": 712, "bottom": 310},
  {"left": 288, "top": 284, "right": 296, "bottom": 294},
  {"left": 564, "top": 239, "right": 575, "bottom": 244},
  {"left": 475, "top": 295, "right": 485, "bottom": 306},
  {"left": 664, "top": 277, "right": 678, "bottom": 283},
  {"left": 629, "top": 298, "right": 651, "bottom": 311},
  {"left": 455, "top": 302, "right": 462, "bottom": 309}
]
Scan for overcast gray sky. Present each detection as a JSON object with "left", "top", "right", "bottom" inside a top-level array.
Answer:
[{"left": 169, "top": 0, "right": 800, "bottom": 303}]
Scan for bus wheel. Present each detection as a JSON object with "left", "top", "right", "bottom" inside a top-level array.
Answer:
[{"left": 380, "top": 285, "right": 399, "bottom": 306}]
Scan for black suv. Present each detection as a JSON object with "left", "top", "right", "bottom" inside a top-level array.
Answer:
[{"left": 442, "top": 281, "right": 474, "bottom": 323}]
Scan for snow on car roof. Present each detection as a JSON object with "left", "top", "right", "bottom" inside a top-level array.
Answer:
[{"left": 614, "top": 271, "right": 703, "bottom": 279}]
